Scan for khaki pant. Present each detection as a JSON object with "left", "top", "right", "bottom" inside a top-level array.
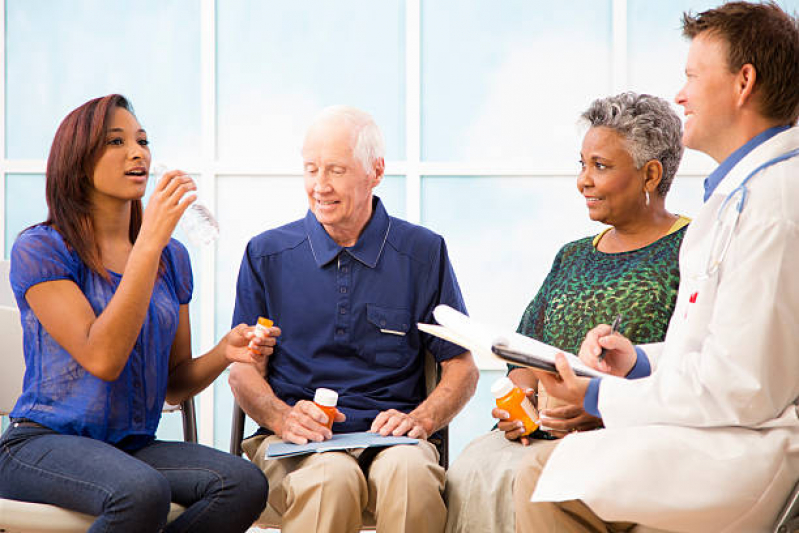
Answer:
[
  {"left": 513, "top": 440, "right": 672, "bottom": 533},
  {"left": 244, "top": 434, "right": 446, "bottom": 533},
  {"left": 444, "top": 429, "right": 531, "bottom": 533}
]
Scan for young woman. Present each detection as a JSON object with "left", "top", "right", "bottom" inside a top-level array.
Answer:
[{"left": 0, "top": 94, "right": 272, "bottom": 532}]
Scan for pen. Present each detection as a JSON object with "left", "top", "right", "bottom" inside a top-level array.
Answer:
[{"left": 597, "top": 314, "right": 622, "bottom": 362}]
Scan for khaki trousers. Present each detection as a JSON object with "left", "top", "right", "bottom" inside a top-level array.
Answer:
[
  {"left": 243, "top": 434, "right": 446, "bottom": 533},
  {"left": 513, "top": 440, "right": 673, "bottom": 533},
  {"left": 445, "top": 429, "right": 531, "bottom": 533}
]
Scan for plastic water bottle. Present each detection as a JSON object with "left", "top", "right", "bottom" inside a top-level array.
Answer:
[{"left": 151, "top": 164, "right": 219, "bottom": 246}]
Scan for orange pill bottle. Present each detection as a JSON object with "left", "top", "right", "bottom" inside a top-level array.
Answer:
[
  {"left": 248, "top": 316, "right": 273, "bottom": 354},
  {"left": 491, "top": 377, "right": 539, "bottom": 436},
  {"left": 314, "top": 388, "right": 339, "bottom": 431}
]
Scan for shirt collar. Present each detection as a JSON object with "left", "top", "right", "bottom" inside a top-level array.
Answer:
[
  {"left": 703, "top": 125, "right": 791, "bottom": 202},
  {"left": 304, "top": 196, "right": 391, "bottom": 269}
]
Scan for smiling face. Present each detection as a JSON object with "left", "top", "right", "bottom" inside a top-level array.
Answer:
[
  {"left": 578, "top": 127, "right": 647, "bottom": 227},
  {"left": 675, "top": 33, "right": 740, "bottom": 162},
  {"left": 302, "top": 116, "right": 383, "bottom": 246},
  {"left": 89, "top": 107, "right": 151, "bottom": 205}
]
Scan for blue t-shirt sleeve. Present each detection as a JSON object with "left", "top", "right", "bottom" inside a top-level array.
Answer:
[
  {"left": 232, "top": 239, "right": 268, "bottom": 327},
  {"left": 422, "top": 237, "right": 468, "bottom": 362},
  {"left": 582, "top": 346, "right": 652, "bottom": 417},
  {"left": 10, "top": 227, "right": 78, "bottom": 304},
  {"left": 166, "top": 239, "right": 193, "bottom": 305}
]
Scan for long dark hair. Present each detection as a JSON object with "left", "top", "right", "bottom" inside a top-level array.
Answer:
[{"left": 43, "top": 94, "right": 144, "bottom": 278}]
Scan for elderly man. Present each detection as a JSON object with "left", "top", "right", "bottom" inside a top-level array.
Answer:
[
  {"left": 229, "top": 105, "right": 478, "bottom": 533},
  {"left": 514, "top": 2, "right": 799, "bottom": 532}
]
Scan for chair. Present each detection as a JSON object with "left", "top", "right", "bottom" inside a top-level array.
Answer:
[
  {"left": 0, "top": 260, "right": 195, "bottom": 532},
  {"left": 229, "top": 350, "right": 448, "bottom": 529},
  {"left": 774, "top": 480, "right": 799, "bottom": 533}
]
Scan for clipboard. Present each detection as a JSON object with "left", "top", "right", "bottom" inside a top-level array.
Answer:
[
  {"left": 418, "top": 305, "right": 608, "bottom": 379},
  {"left": 490, "top": 342, "right": 602, "bottom": 378}
]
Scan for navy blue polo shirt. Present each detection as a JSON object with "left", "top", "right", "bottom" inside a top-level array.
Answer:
[{"left": 232, "top": 197, "right": 467, "bottom": 433}]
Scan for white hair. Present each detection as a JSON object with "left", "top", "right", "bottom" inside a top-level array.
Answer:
[{"left": 309, "top": 105, "right": 385, "bottom": 176}]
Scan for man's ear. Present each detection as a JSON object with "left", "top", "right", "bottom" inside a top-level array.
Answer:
[
  {"left": 736, "top": 63, "right": 757, "bottom": 108},
  {"left": 371, "top": 157, "right": 385, "bottom": 188}
]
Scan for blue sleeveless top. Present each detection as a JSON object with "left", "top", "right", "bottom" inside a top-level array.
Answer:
[{"left": 9, "top": 225, "right": 193, "bottom": 450}]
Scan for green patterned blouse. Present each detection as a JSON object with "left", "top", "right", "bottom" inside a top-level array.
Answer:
[{"left": 515, "top": 223, "right": 688, "bottom": 357}]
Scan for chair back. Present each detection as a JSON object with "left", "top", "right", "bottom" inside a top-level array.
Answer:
[
  {"left": 0, "top": 260, "right": 14, "bottom": 306},
  {"left": 0, "top": 260, "right": 24, "bottom": 416}
]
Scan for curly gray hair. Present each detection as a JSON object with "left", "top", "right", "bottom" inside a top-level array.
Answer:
[{"left": 581, "top": 92, "right": 684, "bottom": 196}]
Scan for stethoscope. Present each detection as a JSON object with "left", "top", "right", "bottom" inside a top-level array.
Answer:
[{"left": 704, "top": 147, "right": 799, "bottom": 278}]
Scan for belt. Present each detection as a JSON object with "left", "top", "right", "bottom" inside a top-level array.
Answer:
[{"left": 10, "top": 419, "right": 45, "bottom": 429}]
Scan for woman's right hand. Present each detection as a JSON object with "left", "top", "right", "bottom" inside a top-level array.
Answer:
[
  {"left": 493, "top": 387, "right": 536, "bottom": 446},
  {"left": 138, "top": 169, "right": 196, "bottom": 251}
]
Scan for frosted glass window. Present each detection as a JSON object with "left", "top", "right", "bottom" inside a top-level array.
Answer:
[
  {"left": 216, "top": 0, "right": 405, "bottom": 164},
  {"left": 6, "top": 0, "right": 201, "bottom": 161},
  {"left": 5, "top": 174, "right": 47, "bottom": 258},
  {"left": 421, "top": 1, "right": 612, "bottom": 166}
]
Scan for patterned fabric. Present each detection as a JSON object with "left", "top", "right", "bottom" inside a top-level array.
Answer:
[
  {"left": 9, "top": 225, "right": 193, "bottom": 450},
  {"left": 516, "top": 225, "right": 687, "bottom": 358}
]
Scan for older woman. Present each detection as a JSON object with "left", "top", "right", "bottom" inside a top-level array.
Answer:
[{"left": 445, "top": 92, "right": 687, "bottom": 533}]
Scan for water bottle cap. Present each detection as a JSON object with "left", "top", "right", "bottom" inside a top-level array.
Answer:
[
  {"left": 491, "top": 377, "right": 515, "bottom": 399},
  {"left": 314, "top": 388, "right": 338, "bottom": 407}
]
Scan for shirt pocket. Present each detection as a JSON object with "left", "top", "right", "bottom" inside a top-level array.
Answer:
[{"left": 365, "top": 304, "right": 412, "bottom": 367}]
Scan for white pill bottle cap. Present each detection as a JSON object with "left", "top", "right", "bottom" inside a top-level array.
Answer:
[
  {"left": 491, "top": 377, "right": 515, "bottom": 399},
  {"left": 314, "top": 388, "right": 338, "bottom": 407}
]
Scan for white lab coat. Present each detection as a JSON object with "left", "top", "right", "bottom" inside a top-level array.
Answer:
[{"left": 532, "top": 127, "right": 799, "bottom": 533}]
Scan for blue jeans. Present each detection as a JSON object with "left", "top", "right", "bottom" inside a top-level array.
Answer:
[{"left": 0, "top": 422, "right": 268, "bottom": 533}]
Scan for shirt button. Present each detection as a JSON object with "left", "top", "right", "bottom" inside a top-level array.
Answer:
[
  {"left": 340, "top": 307, "right": 347, "bottom": 315},
  {"left": 336, "top": 328, "right": 345, "bottom": 335},
  {"left": 380, "top": 319, "right": 387, "bottom": 327},
  {"left": 341, "top": 267, "right": 349, "bottom": 273},
  {"left": 134, "top": 415, "right": 143, "bottom": 424},
  {"left": 340, "top": 286, "right": 348, "bottom": 294}
]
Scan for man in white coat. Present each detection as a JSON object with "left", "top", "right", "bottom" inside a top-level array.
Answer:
[{"left": 513, "top": 3, "right": 799, "bottom": 532}]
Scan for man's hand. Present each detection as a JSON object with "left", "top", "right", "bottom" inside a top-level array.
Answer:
[
  {"left": 493, "top": 387, "right": 537, "bottom": 445},
  {"left": 370, "top": 409, "right": 431, "bottom": 439},
  {"left": 533, "top": 353, "right": 591, "bottom": 408},
  {"left": 279, "top": 400, "right": 346, "bottom": 445},
  {"left": 540, "top": 403, "right": 602, "bottom": 439},
  {"left": 579, "top": 324, "right": 636, "bottom": 376}
]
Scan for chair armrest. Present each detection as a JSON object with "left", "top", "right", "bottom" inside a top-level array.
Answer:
[
  {"left": 181, "top": 398, "right": 198, "bottom": 443},
  {"left": 230, "top": 401, "right": 246, "bottom": 456}
]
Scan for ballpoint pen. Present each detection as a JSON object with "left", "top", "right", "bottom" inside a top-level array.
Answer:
[{"left": 597, "top": 314, "right": 622, "bottom": 362}]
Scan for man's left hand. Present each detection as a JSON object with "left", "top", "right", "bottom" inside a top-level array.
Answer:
[
  {"left": 533, "top": 353, "right": 591, "bottom": 408},
  {"left": 370, "top": 409, "right": 430, "bottom": 439}
]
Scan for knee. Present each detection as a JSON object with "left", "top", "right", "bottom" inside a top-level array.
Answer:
[
  {"left": 236, "top": 459, "right": 269, "bottom": 516},
  {"left": 372, "top": 444, "right": 443, "bottom": 494},
  {"left": 214, "top": 457, "right": 269, "bottom": 520},
  {"left": 107, "top": 469, "right": 171, "bottom": 527},
  {"left": 289, "top": 453, "right": 363, "bottom": 498}
]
